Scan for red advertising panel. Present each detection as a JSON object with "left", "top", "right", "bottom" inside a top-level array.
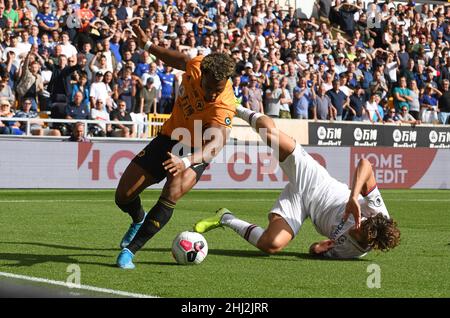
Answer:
[{"left": 350, "top": 147, "right": 438, "bottom": 188}]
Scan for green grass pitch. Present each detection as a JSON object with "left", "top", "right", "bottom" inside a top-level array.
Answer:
[{"left": 0, "top": 189, "right": 449, "bottom": 297}]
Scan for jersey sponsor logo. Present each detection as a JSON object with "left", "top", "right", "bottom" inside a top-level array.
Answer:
[
  {"left": 330, "top": 218, "right": 346, "bottom": 241},
  {"left": 183, "top": 104, "right": 195, "bottom": 119}
]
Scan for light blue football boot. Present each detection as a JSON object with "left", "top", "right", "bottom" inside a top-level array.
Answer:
[{"left": 116, "top": 248, "right": 135, "bottom": 269}]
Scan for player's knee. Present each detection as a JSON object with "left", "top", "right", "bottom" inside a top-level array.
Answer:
[
  {"left": 115, "top": 187, "right": 130, "bottom": 206},
  {"left": 161, "top": 186, "right": 184, "bottom": 203},
  {"left": 358, "top": 158, "right": 371, "bottom": 167},
  {"left": 259, "top": 243, "right": 283, "bottom": 255},
  {"left": 257, "top": 236, "right": 286, "bottom": 255},
  {"left": 163, "top": 172, "right": 196, "bottom": 202}
]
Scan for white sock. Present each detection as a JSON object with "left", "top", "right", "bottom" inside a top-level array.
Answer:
[
  {"left": 221, "top": 213, "right": 265, "bottom": 247},
  {"left": 236, "top": 105, "right": 263, "bottom": 130}
]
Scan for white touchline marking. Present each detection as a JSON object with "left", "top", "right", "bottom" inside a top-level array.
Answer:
[
  {"left": 0, "top": 271, "right": 158, "bottom": 298},
  {"left": 0, "top": 198, "right": 450, "bottom": 203},
  {"left": 0, "top": 199, "right": 276, "bottom": 203},
  {"left": 379, "top": 199, "right": 450, "bottom": 202}
]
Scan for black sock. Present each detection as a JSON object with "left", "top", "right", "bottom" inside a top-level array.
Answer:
[
  {"left": 116, "top": 196, "right": 145, "bottom": 224},
  {"left": 127, "top": 197, "right": 175, "bottom": 254}
]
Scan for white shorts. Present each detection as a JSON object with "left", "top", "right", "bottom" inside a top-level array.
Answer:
[{"left": 270, "top": 144, "right": 335, "bottom": 236}]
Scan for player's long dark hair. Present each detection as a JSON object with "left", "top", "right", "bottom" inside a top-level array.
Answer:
[
  {"left": 362, "top": 213, "right": 401, "bottom": 252},
  {"left": 200, "top": 52, "right": 236, "bottom": 81}
]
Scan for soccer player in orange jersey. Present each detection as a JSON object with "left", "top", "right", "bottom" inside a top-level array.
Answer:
[{"left": 116, "top": 23, "right": 237, "bottom": 269}]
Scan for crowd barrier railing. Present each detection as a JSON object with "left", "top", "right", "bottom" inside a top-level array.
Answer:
[
  {"left": 0, "top": 116, "right": 162, "bottom": 139},
  {"left": 147, "top": 113, "right": 171, "bottom": 138}
]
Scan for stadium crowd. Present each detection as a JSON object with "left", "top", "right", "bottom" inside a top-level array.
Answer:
[{"left": 1, "top": 0, "right": 450, "bottom": 138}]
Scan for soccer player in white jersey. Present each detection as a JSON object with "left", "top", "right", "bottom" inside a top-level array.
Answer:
[{"left": 194, "top": 106, "right": 400, "bottom": 259}]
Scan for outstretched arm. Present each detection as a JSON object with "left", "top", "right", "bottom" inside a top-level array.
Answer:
[
  {"left": 131, "top": 22, "right": 190, "bottom": 71},
  {"left": 163, "top": 124, "right": 230, "bottom": 176},
  {"left": 343, "top": 159, "right": 377, "bottom": 229}
]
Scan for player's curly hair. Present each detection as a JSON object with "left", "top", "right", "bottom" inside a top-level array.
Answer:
[
  {"left": 200, "top": 52, "right": 236, "bottom": 81},
  {"left": 362, "top": 213, "right": 400, "bottom": 252}
]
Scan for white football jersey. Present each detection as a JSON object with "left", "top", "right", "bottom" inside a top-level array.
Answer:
[
  {"left": 271, "top": 144, "right": 390, "bottom": 259},
  {"left": 319, "top": 185, "right": 390, "bottom": 259}
]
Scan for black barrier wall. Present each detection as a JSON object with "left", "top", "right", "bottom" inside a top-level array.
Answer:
[{"left": 309, "top": 122, "right": 450, "bottom": 148}]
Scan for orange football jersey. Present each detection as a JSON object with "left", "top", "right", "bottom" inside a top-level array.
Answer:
[{"left": 161, "top": 56, "right": 236, "bottom": 146}]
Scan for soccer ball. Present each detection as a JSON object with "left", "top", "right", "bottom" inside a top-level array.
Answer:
[{"left": 172, "top": 231, "right": 208, "bottom": 265}]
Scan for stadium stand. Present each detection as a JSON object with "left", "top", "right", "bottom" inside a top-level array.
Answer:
[{"left": 0, "top": 0, "right": 449, "bottom": 141}]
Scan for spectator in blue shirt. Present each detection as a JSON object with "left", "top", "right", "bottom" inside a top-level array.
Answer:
[
  {"left": 157, "top": 65, "right": 175, "bottom": 114},
  {"left": 360, "top": 59, "right": 374, "bottom": 90},
  {"left": 240, "top": 62, "right": 253, "bottom": 85},
  {"left": 337, "top": 1, "right": 362, "bottom": 36},
  {"left": 65, "top": 91, "right": 89, "bottom": 121},
  {"left": 327, "top": 79, "right": 350, "bottom": 121},
  {"left": 232, "top": 75, "right": 243, "bottom": 103},
  {"left": 292, "top": 78, "right": 313, "bottom": 119},
  {"left": 350, "top": 86, "right": 367, "bottom": 121},
  {"left": 420, "top": 84, "right": 442, "bottom": 123},
  {"left": 135, "top": 51, "right": 150, "bottom": 77},
  {"left": 35, "top": 4, "right": 59, "bottom": 36}
]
